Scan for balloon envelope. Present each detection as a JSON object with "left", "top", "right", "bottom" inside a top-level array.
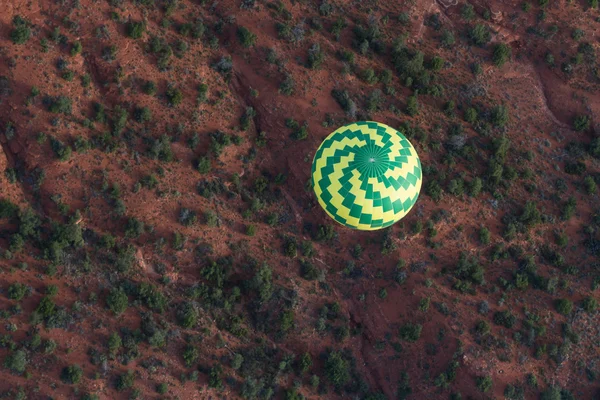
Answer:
[{"left": 312, "top": 121, "right": 422, "bottom": 231}]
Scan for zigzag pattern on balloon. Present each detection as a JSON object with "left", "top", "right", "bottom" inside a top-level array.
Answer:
[{"left": 312, "top": 121, "right": 422, "bottom": 231}]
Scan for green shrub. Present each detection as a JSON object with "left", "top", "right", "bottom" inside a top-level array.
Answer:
[
  {"left": 360, "top": 68, "right": 379, "bottom": 84},
  {"left": 231, "top": 353, "right": 244, "bottom": 370},
  {"left": 10, "top": 16, "right": 31, "bottom": 44},
  {"left": 237, "top": 26, "right": 257, "bottom": 48},
  {"left": 179, "top": 208, "right": 197, "bottom": 227},
  {"left": 70, "top": 41, "right": 82, "bottom": 56},
  {"left": 429, "top": 56, "right": 444, "bottom": 71},
  {"left": 399, "top": 323, "right": 422, "bottom": 342},
  {"left": 493, "top": 310, "right": 516, "bottom": 328},
  {"left": 561, "top": 197, "right": 576, "bottom": 220},
  {"left": 470, "top": 24, "right": 491, "bottom": 46},
  {"left": 490, "top": 105, "right": 509, "bottom": 127},
  {"left": 324, "top": 351, "right": 350, "bottom": 387},
  {"left": 469, "top": 177, "right": 482, "bottom": 197},
  {"left": 61, "top": 365, "right": 83, "bottom": 384},
  {"left": 492, "top": 43, "right": 511, "bottom": 66},
  {"left": 406, "top": 95, "right": 419, "bottom": 116},
  {"left": 584, "top": 176, "right": 597, "bottom": 194},
  {"left": 134, "top": 107, "right": 152, "bottom": 123},
  {"left": 306, "top": 43, "right": 325, "bottom": 69},
  {"left": 143, "top": 81, "right": 157, "bottom": 95},
  {"left": 156, "top": 383, "right": 168, "bottom": 394},
  {"left": 461, "top": 4, "right": 476, "bottom": 21},
  {"left": 116, "top": 370, "right": 135, "bottom": 391},
  {"left": 475, "top": 320, "right": 491, "bottom": 336},
  {"left": 208, "top": 364, "right": 223, "bottom": 389},
  {"left": 441, "top": 30, "right": 455, "bottom": 48},
  {"left": 4, "top": 349, "right": 27, "bottom": 373},
  {"left": 176, "top": 302, "right": 198, "bottom": 328},
  {"left": 106, "top": 288, "right": 128, "bottom": 315},
  {"left": 0, "top": 199, "right": 18, "bottom": 219},
  {"left": 183, "top": 344, "right": 198, "bottom": 367},
  {"left": 108, "top": 332, "right": 122, "bottom": 355},
  {"left": 166, "top": 86, "right": 183, "bottom": 106},
  {"left": 555, "top": 298, "right": 573, "bottom": 315},
  {"left": 581, "top": 297, "right": 598, "bottom": 313},
  {"left": 280, "top": 310, "right": 294, "bottom": 332},
  {"left": 279, "top": 74, "right": 295, "bottom": 95},
  {"left": 476, "top": 375, "right": 493, "bottom": 392},
  {"left": 573, "top": 115, "right": 590, "bottom": 131},
  {"left": 126, "top": 21, "right": 145, "bottom": 39},
  {"left": 425, "top": 180, "right": 442, "bottom": 201},
  {"left": 102, "top": 45, "right": 118, "bottom": 62},
  {"left": 197, "top": 156, "right": 211, "bottom": 174},
  {"left": 125, "top": 217, "right": 145, "bottom": 238},
  {"left": 47, "top": 96, "right": 72, "bottom": 114},
  {"left": 479, "top": 227, "right": 491, "bottom": 245},
  {"left": 7, "top": 283, "right": 28, "bottom": 301}
]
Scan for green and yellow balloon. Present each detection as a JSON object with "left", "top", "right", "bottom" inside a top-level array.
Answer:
[{"left": 312, "top": 121, "right": 422, "bottom": 231}]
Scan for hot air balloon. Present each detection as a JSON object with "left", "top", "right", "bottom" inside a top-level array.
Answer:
[{"left": 311, "top": 121, "right": 422, "bottom": 231}]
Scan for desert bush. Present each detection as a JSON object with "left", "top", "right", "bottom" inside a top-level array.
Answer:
[
  {"left": 46, "top": 96, "right": 72, "bottom": 114},
  {"left": 197, "top": 156, "right": 211, "bottom": 174},
  {"left": 475, "top": 320, "right": 491, "bottom": 336},
  {"left": 331, "top": 89, "right": 357, "bottom": 118},
  {"left": 166, "top": 86, "right": 183, "bottom": 106},
  {"left": 555, "top": 298, "right": 573, "bottom": 315},
  {"left": 0, "top": 199, "right": 18, "bottom": 219},
  {"left": 10, "top": 16, "right": 31, "bottom": 44},
  {"left": 134, "top": 107, "right": 151, "bottom": 123},
  {"left": 307, "top": 43, "right": 325, "bottom": 69},
  {"left": 156, "top": 383, "right": 168, "bottom": 394},
  {"left": 461, "top": 4, "right": 476, "bottom": 20},
  {"left": 71, "top": 41, "right": 82, "bottom": 56},
  {"left": 182, "top": 344, "right": 198, "bottom": 368},
  {"left": 492, "top": 43, "right": 511, "bottom": 66},
  {"left": 240, "top": 107, "right": 256, "bottom": 131},
  {"left": 493, "top": 310, "right": 516, "bottom": 328},
  {"left": 8, "top": 283, "right": 29, "bottom": 301},
  {"left": 125, "top": 217, "right": 145, "bottom": 238},
  {"left": 102, "top": 45, "right": 118, "bottom": 62},
  {"left": 584, "top": 176, "right": 597, "bottom": 194},
  {"left": 279, "top": 74, "right": 295, "bottom": 96},
  {"left": 441, "top": 30, "right": 455, "bottom": 47},
  {"left": 581, "top": 297, "right": 598, "bottom": 313},
  {"left": 179, "top": 208, "right": 197, "bottom": 227},
  {"left": 176, "top": 302, "right": 198, "bottom": 328},
  {"left": 490, "top": 105, "right": 509, "bottom": 127},
  {"left": 143, "top": 81, "right": 157, "bottom": 95},
  {"left": 476, "top": 375, "right": 493, "bottom": 392},
  {"left": 469, "top": 24, "right": 491, "bottom": 46},
  {"left": 4, "top": 349, "right": 27, "bottom": 373},
  {"left": 116, "top": 370, "right": 135, "bottom": 391},
  {"left": 61, "top": 365, "right": 83, "bottom": 384},
  {"left": 106, "top": 288, "right": 128, "bottom": 315},
  {"left": 197, "top": 84, "right": 208, "bottom": 103},
  {"left": 479, "top": 227, "right": 491, "bottom": 245},
  {"left": 366, "top": 89, "right": 383, "bottom": 112},
  {"left": 126, "top": 21, "right": 145, "bottom": 39},
  {"left": 108, "top": 332, "right": 121, "bottom": 356},
  {"left": 406, "top": 95, "right": 419, "bottom": 116},
  {"left": 237, "top": 26, "right": 257, "bottom": 48},
  {"left": 208, "top": 364, "right": 223, "bottom": 389},
  {"left": 399, "top": 323, "right": 422, "bottom": 342},
  {"left": 325, "top": 351, "right": 350, "bottom": 387},
  {"left": 573, "top": 115, "right": 590, "bottom": 131},
  {"left": 561, "top": 197, "right": 576, "bottom": 220}
]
